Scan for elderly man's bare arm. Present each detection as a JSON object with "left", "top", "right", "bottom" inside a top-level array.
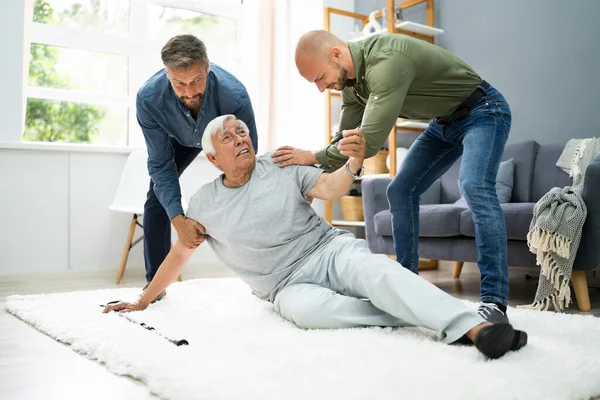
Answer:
[
  {"left": 306, "top": 129, "right": 366, "bottom": 201},
  {"left": 103, "top": 231, "right": 205, "bottom": 313}
]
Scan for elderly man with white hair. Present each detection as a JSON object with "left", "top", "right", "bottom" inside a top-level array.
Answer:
[{"left": 104, "top": 115, "right": 528, "bottom": 359}]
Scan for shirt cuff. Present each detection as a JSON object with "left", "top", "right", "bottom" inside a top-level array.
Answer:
[
  {"left": 166, "top": 203, "right": 185, "bottom": 221},
  {"left": 315, "top": 149, "right": 334, "bottom": 173}
]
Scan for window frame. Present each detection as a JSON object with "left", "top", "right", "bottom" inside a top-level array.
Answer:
[{"left": 25, "top": 0, "right": 243, "bottom": 148}]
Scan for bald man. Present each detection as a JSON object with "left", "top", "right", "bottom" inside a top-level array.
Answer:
[{"left": 272, "top": 30, "right": 513, "bottom": 325}]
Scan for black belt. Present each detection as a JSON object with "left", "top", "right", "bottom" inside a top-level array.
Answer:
[{"left": 434, "top": 80, "right": 491, "bottom": 125}]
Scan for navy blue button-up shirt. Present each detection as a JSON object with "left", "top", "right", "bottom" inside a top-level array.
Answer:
[{"left": 136, "top": 63, "right": 258, "bottom": 220}]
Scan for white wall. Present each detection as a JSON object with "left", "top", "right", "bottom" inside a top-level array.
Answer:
[
  {"left": 0, "top": 148, "right": 221, "bottom": 276},
  {"left": 269, "top": 0, "right": 325, "bottom": 152},
  {"left": 269, "top": 0, "right": 357, "bottom": 151},
  {"left": 0, "top": 150, "right": 69, "bottom": 274}
]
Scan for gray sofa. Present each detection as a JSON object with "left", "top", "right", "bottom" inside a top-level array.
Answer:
[{"left": 361, "top": 140, "right": 600, "bottom": 311}]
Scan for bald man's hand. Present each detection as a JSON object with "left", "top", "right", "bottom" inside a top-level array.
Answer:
[{"left": 272, "top": 146, "right": 318, "bottom": 168}]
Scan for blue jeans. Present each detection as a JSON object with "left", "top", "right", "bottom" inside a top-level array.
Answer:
[{"left": 386, "top": 86, "right": 512, "bottom": 305}]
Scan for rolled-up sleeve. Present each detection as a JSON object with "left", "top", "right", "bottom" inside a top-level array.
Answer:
[
  {"left": 137, "top": 95, "right": 183, "bottom": 220},
  {"left": 315, "top": 90, "right": 365, "bottom": 173},
  {"left": 359, "top": 53, "right": 415, "bottom": 160}
]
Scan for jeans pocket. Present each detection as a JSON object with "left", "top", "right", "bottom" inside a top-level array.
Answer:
[
  {"left": 468, "top": 92, "right": 499, "bottom": 113},
  {"left": 490, "top": 101, "right": 512, "bottom": 134},
  {"left": 468, "top": 101, "right": 490, "bottom": 114},
  {"left": 490, "top": 101, "right": 510, "bottom": 116}
]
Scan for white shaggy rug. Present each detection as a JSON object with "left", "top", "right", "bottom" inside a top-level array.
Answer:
[{"left": 5, "top": 278, "right": 600, "bottom": 400}]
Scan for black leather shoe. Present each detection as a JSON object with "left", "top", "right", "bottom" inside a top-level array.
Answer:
[
  {"left": 511, "top": 329, "right": 528, "bottom": 351},
  {"left": 475, "top": 324, "right": 528, "bottom": 359},
  {"left": 453, "top": 325, "right": 528, "bottom": 353}
]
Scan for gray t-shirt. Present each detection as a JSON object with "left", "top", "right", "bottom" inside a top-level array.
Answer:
[{"left": 186, "top": 154, "right": 343, "bottom": 301}]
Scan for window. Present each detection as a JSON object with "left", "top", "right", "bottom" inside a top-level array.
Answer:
[
  {"left": 140, "top": 4, "right": 240, "bottom": 85},
  {"left": 25, "top": 0, "right": 242, "bottom": 146},
  {"left": 33, "top": 0, "right": 130, "bottom": 34}
]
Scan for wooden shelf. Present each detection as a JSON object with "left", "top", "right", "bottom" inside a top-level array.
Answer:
[
  {"left": 340, "top": 173, "right": 391, "bottom": 183},
  {"left": 371, "top": 22, "right": 443, "bottom": 39},
  {"left": 331, "top": 220, "right": 366, "bottom": 227},
  {"left": 358, "top": 173, "right": 390, "bottom": 181},
  {"left": 395, "top": 21, "right": 444, "bottom": 36},
  {"left": 396, "top": 120, "right": 430, "bottom": 129}
]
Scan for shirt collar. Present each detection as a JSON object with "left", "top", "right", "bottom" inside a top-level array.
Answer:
[{"left": 347, "top": 40, "right": 366, "bottom": 87}]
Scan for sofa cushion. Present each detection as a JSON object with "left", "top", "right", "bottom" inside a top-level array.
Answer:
[
  {"left": 503, "top": 141, "right": 539, "bottom": 202},
  {"left": 459, "top": 203, "right": 535, "bottom": 240},
  {"left": 440, "top": 140, "right": 538, "bottom": 204},
  {"left": 374, "top": 204, "right": 465, "bottom": 238},
  {"left": 454, "top": 158, "right": 515, "bottom": 207},
  {"left": 531, "top": 143, "right": 572, "bottom": 202}
]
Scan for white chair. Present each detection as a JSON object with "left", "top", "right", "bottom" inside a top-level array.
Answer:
[{"left": 110, "top": 150, "right": 185, "bottom": 284}]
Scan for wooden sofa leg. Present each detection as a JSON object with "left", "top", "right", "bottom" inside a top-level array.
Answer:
[
  {"left": 418, "top": 259, "right": 438, "bottom": 271},
  {"left": 571, "top": 270, "right": 591, "bottom": 312},
  {"left": 453, "top": 261, "right": 464, "bottom": 278},
  {"left": 388, "top": 256, "right": 438, "bottom": 271},
  {"left": 116, "top": 214, "right": 138, "bottom": 284}
]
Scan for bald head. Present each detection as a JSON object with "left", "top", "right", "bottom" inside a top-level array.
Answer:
[
  {"left": 295, "top": 30, "right": 344, "bottom": 62},
  {"left": 295, "top": 30, "right": 354, "bottom": 92}
]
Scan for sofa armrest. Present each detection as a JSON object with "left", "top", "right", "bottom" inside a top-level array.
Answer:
[
  {"left": 576, "top": 154, "right": 600, "bottom": 270},
  {"left": 361, "top": 176, "right": 392, "bottom": 239},
  {"left": 361, "top": 177, "right": 442, "bottom": 243}
]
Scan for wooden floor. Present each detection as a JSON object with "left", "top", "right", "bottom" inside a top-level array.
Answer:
[{"left": 1, "top": 262, "right": 599, "bottom": 400}]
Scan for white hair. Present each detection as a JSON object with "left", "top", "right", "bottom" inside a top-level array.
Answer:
[{"left": 201, "top": 114, "right": 249, "bottom": 155}]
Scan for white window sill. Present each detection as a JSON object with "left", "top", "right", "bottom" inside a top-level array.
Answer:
[
  {"left": 0, "top": 141, "right": 138, "bottom": 154},
  {"left": 0, "top": 141, "right": 208, "bottom": 158}
]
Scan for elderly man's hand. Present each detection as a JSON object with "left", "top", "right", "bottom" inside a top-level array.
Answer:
[
  {"left": 272, "top": 146, "right": 318, "bottom": 168},
  {"left": 337, "top": 129, "right": 366, "bottom": 166},
  {"left": 172, "top": 215, "right": 206, "bottom": 249},
  {"left": 103, "top": 300, "right": 147, "bottom": 314}
]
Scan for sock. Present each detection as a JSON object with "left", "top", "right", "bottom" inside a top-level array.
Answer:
[{"left": 495, "top": 303, "right": 507, "bottom": 313}]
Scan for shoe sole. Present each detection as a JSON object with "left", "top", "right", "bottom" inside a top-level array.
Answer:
[
  {"left": 511, "top": 329, "right": 528, "bottom": 351},
  {"left": 475, "top": 323, "right": 515, "bottom": 359},
  {"left": 455, "top": 326, "right": 528, "bottom": 357}
]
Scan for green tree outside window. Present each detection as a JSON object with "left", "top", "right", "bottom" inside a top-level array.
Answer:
[{"left": 25, "top": 0, "right": 106, "bottom": 143}]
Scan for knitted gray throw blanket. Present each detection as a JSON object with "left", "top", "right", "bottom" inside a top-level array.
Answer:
[{"left": 523, "top": 138, "right": 600, "bottom": 311}]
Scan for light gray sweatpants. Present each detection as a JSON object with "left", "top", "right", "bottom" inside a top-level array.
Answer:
[{"left": 273, "top": 233, "right": 485, "bottom": 343}]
